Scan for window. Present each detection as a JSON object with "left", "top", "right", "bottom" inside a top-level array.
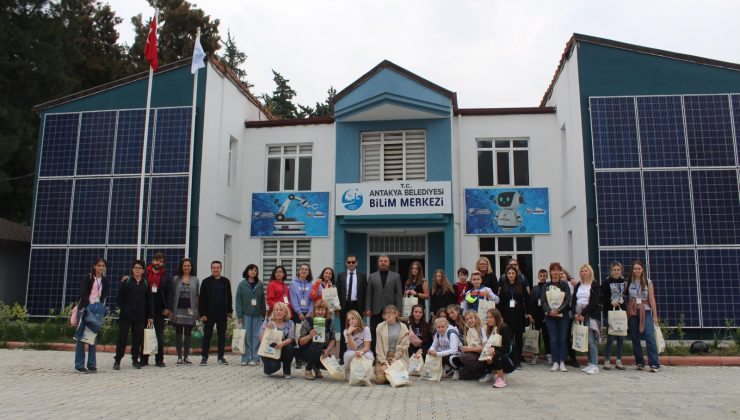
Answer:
[
  {"left": 223, "top": 234, "right": 232, "bottom": 278},
  {"left": 227, "top": 136, "right": 238, "bottom": 187},
  {"left": 361, "top": 130, "right": 426, "bottom": 181},
  {"left": 266, "top": 144, "right": 312, "bottom": 191},
  {"left": 479, "top": 236, "right": 533, "bottom": 284},
  {"left": 261, "top": 239, "right": 311, "bottom": 282},
  {"left": 477, "top": 138, "right": 529, "bottom": 186}
]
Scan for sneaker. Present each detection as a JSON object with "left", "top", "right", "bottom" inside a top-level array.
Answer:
[
  {"left": 314, "top": 369, "right": 323, "bottom": 379},
  {"left": 585, "top": 365, "right": 599, "bottom": 375},
  {"left": 478, "top": 373, "right": 493, "bottom": 383},
  {"left": 615, "top": 360, "right": 625, "bottom": 370},
  {"left": 649, "top": 366, "right": 658, "bottom": 373},
  {"left": 183, "top": 358, "right": 193, "bottom": 365},
  {"left": 582, "top": 364, "right": 592, "bottom": 372},
  {"left": 530, "top": 356, "right": 538, "bottom": 365},
  {"left": 113, "top": 361, "right": 120, "bottom": 371},
  {"left": 493, "top": 377, "right": 507, "bottom": 388},
  {"left": 177, "top": 358, "right": 184, "bottom": 366},
  {"left": 75, "top": 367, "right": 88, "bottom": 373},
  {"left": 200, "top": 358, "right": 208, "bottom": 366},
  {"left": 550, "top": 363, "right": 559, "bottom": 372},
  {"left": 87, "top": 367, "right": 97, "bottom": 373},
  {"left": 603, "top": 360, "right": 611, "bottom": 370},
  {"left": 283, "top": 374, "right": 293, "bottom": 379},
  {"left": 155, "top": 361, "right": 166, "bottom": 368},
  {"left": 304, "top": 370, "right": 315, "bottom": 380},
  {"left": 546, "top": 354, "right": 552, "bottom": 364},
  {"left": 218, "top": 358, "right": 229, "bottom": 365},
  {"left": 241, "top": 361, "right": 247, "bottom": 366},
  {"left": 247, "top": 361, "right": 257, "bottom": 367},
  {"left": 559, "top": 362, "right": 568, "bottom": 372},
  {"left": 452, "top": 370, "right": 460, "bottom": 380},
  {"left": 636, "top": 364, "right": 644, "bottom": 371},
  {"left": 132, "top": 361, "right": 141, "bottom": 369}
]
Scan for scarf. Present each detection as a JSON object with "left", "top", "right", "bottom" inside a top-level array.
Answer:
[{"left": 146, "top": 264, "right": 164, "bottom": 289}]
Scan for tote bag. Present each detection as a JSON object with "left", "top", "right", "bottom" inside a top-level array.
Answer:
[
  {"left": 402, "top": 296, "right": 418, "bottom": 318},
  {"left": 231, "top": 327, "right": 246, "bottom": 355},
  {"left": 546, "top": 289, "right": 565, "bottom": 315},
  {"left": 523, "top": 327, "right": 540, "bottom": 354},
  {"left": 655, "top": 324, "right": 666, "bottom": 354},
  {"left": 477, "top": 300, "right": 496, "bottom": 322},
  {"left": 466, "top": 328, "right": 482, "bottom": 348},
  {"left": 385, "top": 360, "right": 411, "bottom": 388},
  {"left": 421, "top": 354, "right": 443, "bottom": 382},
  {"left": 321, "top": 287, "right": 341, "bottom": 311},
  {"left": 572, "top": 321, "right": 589, "bottom": 352},
  {"left": 408, "top": 353, "right": 424, "bottom": 376},
  {"left": 349, "top": 357, "right": 373, "bottom": 386},
  {"left": 607, "top": 308, "right": 628, "bottom": 337},
  {"left": 143, "top": 327, "right": 158, "bottom": 355},
  {"left": 479, "top": 329, "right": 501, "bottom": 361},
  {"left": 257, "top": 327, "right": 284, "bottom": 359},
  {"left": 320, "top": 355, "right": 346, "bottom": 380}
]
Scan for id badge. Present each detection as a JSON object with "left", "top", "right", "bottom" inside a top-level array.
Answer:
[
  {"left": 283, "top": 296, "right": 289, "bottom": 304},
  {"left": 509, "top": 299, "right": 516, "bottom": 308},
  {"left": 538, "top": 298, "right": 541, "bottom": 306},
  {"left": 636, "top": 298, "right": 642, "bottom": 304},
  {"left": 152, "top": 285, "right": 158, "bottom": 293},
  {"left": 251, "top": 299, "right": 257, "bottom": 306},
  {"left": 300, "top": 299, "right": 307, "bottom": 307}
]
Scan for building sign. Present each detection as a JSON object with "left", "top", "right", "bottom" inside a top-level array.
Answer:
[
  {"left": 465, "top": 187, "right": 550, "bottom": 235},
  {"left": 251, "top": 192, "right": 330, "bottom": 237},
  {"left": 335, "top": 181, "right": 452, "bottom": 216}
]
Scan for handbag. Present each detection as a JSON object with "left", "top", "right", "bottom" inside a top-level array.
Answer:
[
  {"left": 523, "top": 326, "right": 540, "bottom": 354},
  {"left": 408, "top": 352, "right": 424, "bottom": 376},
  {"left": 231, "top": 326, "right": 246, "bottom": 355},
  {"left": 80, "top": 327, "right": 97, "bottom": 344},
  {"left": 321, "top": 287, "right": 341, "bottom": 311},
  {"left": 402, "top": 296, "right": 418, "bottom": 318},
  {"left": 655, "top": 323, "right": 666, "bottom": 354},
  {"left": 385, "top": 359, "right": 411, "bottom": 388},
  {"left": 421, "top": 354, "right": 443, "bottom": 382},
  {"left": 608, "top": 308, "right": 628, "bottom": 336},
  {"left": 349, "top": 356, "right": 373, "bottom": 386},
  {"left": 320, "top": 355, "right": 346, "bottom": 380},
  {"left": 572, "top": 321, "right": 589, "bottom": 352},
  {"left": 143, "top": 327, "right": 158, "bottom": 355},
  {"left": 70, "top": 303, "right": 80, "bottom": 327},
  {"left": 257, "top": 326, "right": 284, "bottom": 359}
]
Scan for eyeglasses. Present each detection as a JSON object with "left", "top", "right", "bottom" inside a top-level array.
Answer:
[{"left": 346, "top": 261, "right": 357, "bottom": 264}]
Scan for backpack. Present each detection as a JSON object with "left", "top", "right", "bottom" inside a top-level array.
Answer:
[{"left": 443, "top": 328, "right": 465, "bottom": 348}]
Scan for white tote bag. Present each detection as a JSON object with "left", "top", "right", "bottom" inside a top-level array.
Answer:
[
  {"left": 321, "top": 287, "right": 342, "bottom": 311},
  {"left": 349, "top": 357, "right": 373, "bottom": 386},
  {"left": 421, "top": 354, "right": 443, "bottom": 382},
  {"left": 231, "top": 327, "right": 246, "bottom": 355},
  {"left": 408, "top": 353, "right": 424, "bottom": 376},
  {"left": 608, "top": 308, "right": 628, "bottom": 337},
  {"left": 572, "top": 321, "right": 589, "bottom": 352},
  {"left": 143, "top": 327, "right": 158, "bottom": 355},
  {"left": 385, "top": 359, "right": 411, "bottom": 388},
  {"left": 477, "top": 299, "right": 496, "bottom": 322},
  {"left": 320, "top": 355, "right": 346, "bottom": 380},
  {"left": 402, "top": 296, "right": 418, "bottom": 318}
]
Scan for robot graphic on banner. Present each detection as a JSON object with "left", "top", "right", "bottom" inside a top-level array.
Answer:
[
  {"left": 493, "top": 191, "right": 524, "bottom": 230},
  {"left": 272, "top": 194, "right": 318, "bottom": 236}
]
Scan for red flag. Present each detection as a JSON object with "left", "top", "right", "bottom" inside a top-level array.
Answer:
[{"left": 144, "top": 16, "right": 158, "bottom": 70}]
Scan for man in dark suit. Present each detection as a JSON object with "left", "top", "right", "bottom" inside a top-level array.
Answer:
[
  {"left": 365, "top": 254, "right": 403, "bottom": 350},
  {"left": 336, "top": 254, "right": 367, "bottom": 363}
]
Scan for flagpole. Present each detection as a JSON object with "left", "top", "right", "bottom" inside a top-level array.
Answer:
[
  {"left": 137, "top": 10, "right": 157, "bottom": 260},
  {"left": 184, "top": 27, "right": 201, "bottom": 258}
]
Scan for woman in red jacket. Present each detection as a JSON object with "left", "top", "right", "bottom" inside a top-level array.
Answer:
[{"left": 266, "top": 266, "right": 292, "bottom": 318}]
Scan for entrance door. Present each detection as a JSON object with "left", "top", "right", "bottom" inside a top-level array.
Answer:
[{"left": 368, "top": 235, "right": 427, "bottom": 282}]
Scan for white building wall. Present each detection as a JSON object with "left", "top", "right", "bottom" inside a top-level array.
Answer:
[
  {"left": 544, "top": 46, "right": 591, "bottom": 273},
  {"left": 197, "top": 63, "right": 269, "bottom": 289},
  {"left": 454, "top": 113, "right": 567, "bottom": 276},
  {"left": 242, "top": 124, "right": 336, "bottom": 278}
]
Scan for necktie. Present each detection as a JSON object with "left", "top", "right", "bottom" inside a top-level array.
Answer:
[{"left": 348, "top": 271, "right": 354, "bottom": 301}]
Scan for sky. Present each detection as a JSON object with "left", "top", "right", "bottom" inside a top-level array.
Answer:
[{"left": 108, "top": 0, "right": 740, "bottom": 108}]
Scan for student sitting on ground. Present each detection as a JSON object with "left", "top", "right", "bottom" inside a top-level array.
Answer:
[
  {"left": 297, "top": 299, "right": 336, "bottom": 380},
  {"left": 428, "top": 317, "right": 462, "bottom": 379},
  {"left": 375, "top": 305, "right": 409, "bottom": 384}
]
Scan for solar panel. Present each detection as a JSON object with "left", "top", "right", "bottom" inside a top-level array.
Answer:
[
  {"left": 108, "top": 177, "right": 147, "bottom": 245},
  {"left": 151, "top": 108, "right": 192, "bottom": 173},
  {"left": 104, "top": 248, "right": 138, "bottom": 309},
  {"left": 39, "top": 114, "right": 79, "bottom": 177},
  {"left": 642, "top": 171, "right": 693, "bottom": 245},
  {"left": 64, "top": 248, "right": 106, "bottom": 307},
  {"left": 697, "top": 249, "right": 740, "bottom": 328},
  {"left": 595, "top": 171, "right": 645, "bottom": 246},
  {"left": 32, "top": 179, "right": 73, "bottom": 244},
  {"left": 637, "top": 96, "right": 687, "bottom": 167},
  {"left": 648, "top": 249, "right": 701, "bottom": 327},
  {"left": 76, "top": 111, "right": 115, "bottom": 175},
  {"left": 691, "top": 170, "right": 740, "bottom": 245},
  {"left": 684, "top": 95, "right": 735, "bottom": 167},
  {"left": 590, "top": 97, "right": 640, "bottom": 169},
  {"left": 113, "top": 110, "right": 154, "bottom": 175},
  {"left": 26, "top": 248, "right": 67, "bottom": 315},
  {"left": 146, "top": 176, "right": 189, "bottom": 245},
  {"left": 598, "top": 249, "right": 647, "bottom": 283},
  {"left": 69, "top": 178, "right": 111, "bottom": 245},
  {"left": 732, "top": 95, "right": 740, "bottom": 163},
  {"left": 144, "top": 248, "right": 186, "bottom": 277}
]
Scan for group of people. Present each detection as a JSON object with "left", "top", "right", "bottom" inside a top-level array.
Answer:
[{"left": 72, "top": 253, "right": 662, "bottom": 386}]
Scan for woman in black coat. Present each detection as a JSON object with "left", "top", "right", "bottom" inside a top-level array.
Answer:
[
  {"left": 74, "top": 257, "right": 110, "bottom": 373},
  {"left": 114, "top": 260, "right": 154, "bottom": 370},
  {"left": 498, "top": 266, "right": 529, "bottom": 369}
]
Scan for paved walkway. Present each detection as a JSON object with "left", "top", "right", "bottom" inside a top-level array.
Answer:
[{"left": 1, "top": 349, "right": 738, "bottom": 419}]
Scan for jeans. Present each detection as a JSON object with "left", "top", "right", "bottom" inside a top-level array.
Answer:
[
  {"left": 241, "top": 315, "right": 262, "bottom": 363},
  {"left": 586, "top": 319, "right": 599, "bottom": 366},
  {"left": 202, "top": 315, "right": 227, "bottom": 360},
  {"left": 544, "top": 316, "right": 569, "bottom": 363},
  {"left": 262, "top": 345, "right": 294, "bottom": 375},
  {"left": 604, "top": 334, "right": 625, "bottom": 361},
  {"left": 74, "top": 319, "right": 96, "bottom": 369},
  {"left": 629, "top": 311, "right": 660, "bottom": 368}
]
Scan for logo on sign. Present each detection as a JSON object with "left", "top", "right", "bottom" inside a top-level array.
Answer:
[{"left": 341, "top": 188, "right": 363, "bottom": 211}]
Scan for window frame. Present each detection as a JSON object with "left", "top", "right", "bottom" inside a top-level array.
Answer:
[
  {"left": 479, "top": 236, "right": 534, "bottom": 283},
  {"left": 265, "top": 144, "right": 313, "bottom": 191},
  {"left": 476, "top": 137, "right": 530, "bottom": 186},
  {"left": 261, "top": 238, "right": 311, "bottom": 282},
  {"left": 361, "top": 130, "right": 426, "bottom": 182}
]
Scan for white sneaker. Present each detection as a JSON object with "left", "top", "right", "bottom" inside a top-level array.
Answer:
[
  {"left": 585, "top": 365, "right": 599, "bottom": 375},
  {"left": 452, "top": 371, "right": 460, "bottom": 380},
  {"left": 546, "top": 354, "right": 552, "bottom": 364},
  {"left": 559, "top": 362, "right": 568, "bottom": 372},
  {"left": 581, "top": 364, "right": 592, "bottom": 372},
  {"left": 603, "top": 360, "right": 611, "bottom": 370},
  {"left": 478, "top": 373, "right": 493, "bottom": 383},
  {"left": 550, "top": 363, "right": 559, "bottom": 372}
]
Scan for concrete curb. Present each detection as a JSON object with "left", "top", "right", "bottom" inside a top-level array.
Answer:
[
  {"left": 4, "top": 341, "right": 231, "bottom": 355},
  {"left": 521, "top": 352, "right": 740, "bottom": 367}
]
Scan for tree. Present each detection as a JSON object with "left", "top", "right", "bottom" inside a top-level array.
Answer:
[
  {"left": 220, "top": 29, "right": 252, "bottom": 89},
  {"left": 313, "top": 86, "right": 336, "bottom": 117},
  {"left": 129, "top": 0, "right": 220, "bottom": 73},
  {"left": 262, "top": 70, "right": 298, "bottom": 119}
]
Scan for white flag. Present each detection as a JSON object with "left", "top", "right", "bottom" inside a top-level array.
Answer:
[{"left": 191, "top": 31, "right": 206, "bottom": 74}]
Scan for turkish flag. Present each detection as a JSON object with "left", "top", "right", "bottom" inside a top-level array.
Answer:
[{"left": 144, "top": 17, "right": 158, "bottom": 71}]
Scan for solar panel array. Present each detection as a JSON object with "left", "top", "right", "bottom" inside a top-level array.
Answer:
[
  {"left": 27, "top": 107, "right": 192, "bottom": 315},
  {"left": 590, "top": 95, "right": 740, "bottom": 328}
]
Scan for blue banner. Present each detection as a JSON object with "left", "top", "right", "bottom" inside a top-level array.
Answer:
[
  {"left": 465, "top": 188, "right": 550, "bottom": 235},
  {"left": 251, "top": 192, "right": 330, "bottom": 237}
]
